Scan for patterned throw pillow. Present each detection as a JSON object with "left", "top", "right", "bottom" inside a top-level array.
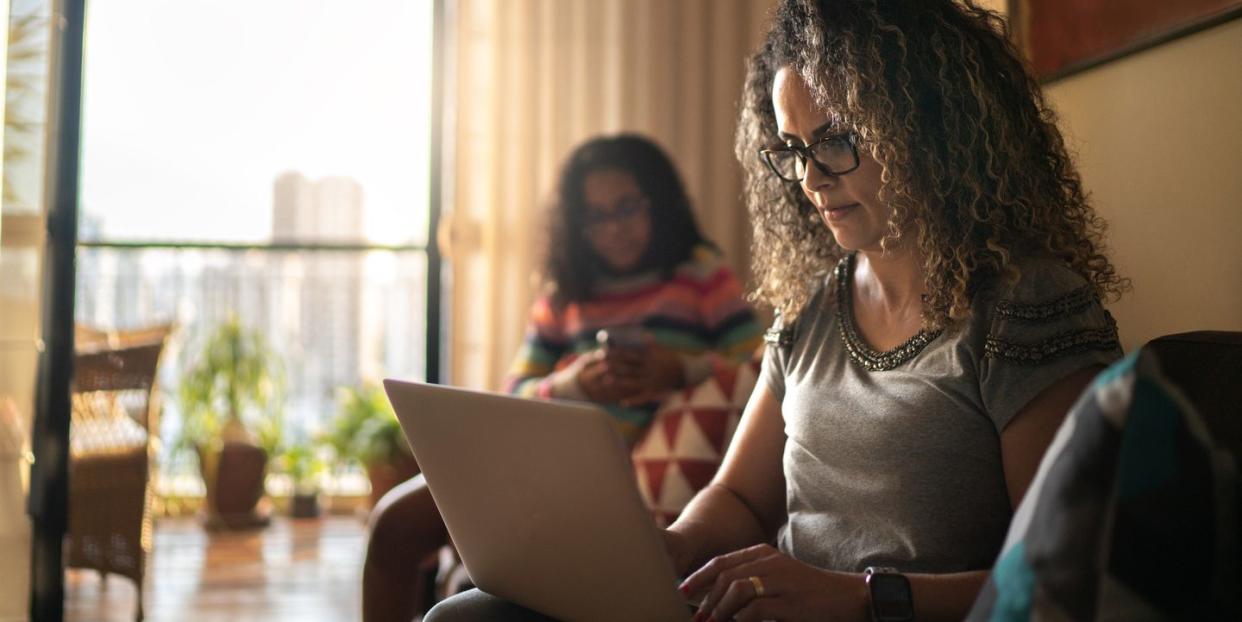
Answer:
[
  {"left": 630, "top": 360, "right": 760, "bottom": 527},
  {"left": 967, "top": 349, "right": 1240, "bottom": 621}
]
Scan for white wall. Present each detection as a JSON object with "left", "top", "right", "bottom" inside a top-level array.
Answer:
[{"left": 1044, "top": 18, "right": 1242, "bottom": 349}]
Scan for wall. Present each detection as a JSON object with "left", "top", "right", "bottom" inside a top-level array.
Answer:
[{"left": 1043, "top": 17, "right": 1242, "bottom": 349}]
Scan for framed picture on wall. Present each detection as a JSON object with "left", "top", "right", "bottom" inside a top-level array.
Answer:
[{"left": 1009, "top": 0, "right": 1242, "bottom": 82}]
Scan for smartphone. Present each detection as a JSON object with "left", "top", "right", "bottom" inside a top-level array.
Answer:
[{"left": 596, "top": 325, "right": 647, "bottom": 350}]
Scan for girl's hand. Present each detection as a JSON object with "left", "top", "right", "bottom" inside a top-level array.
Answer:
[
  {"left": 679, "top": 544, "right": 868, "bottom": 622},
  {"left": 614, "top": 342, "right": 685, "bottom": 406},
  {"left": 576, "top": 350, "right": 639, "bottom": 403}
]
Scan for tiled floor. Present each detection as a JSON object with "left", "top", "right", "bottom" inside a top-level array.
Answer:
[{"left": 66, "top": 516, "right": 366, "bottom": 622}]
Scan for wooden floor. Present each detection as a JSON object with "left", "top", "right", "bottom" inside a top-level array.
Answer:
[{"left": 66, "top": 516, "right": 366, "bottom": 622}]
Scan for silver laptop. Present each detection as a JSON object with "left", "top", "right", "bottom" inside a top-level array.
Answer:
[{"left": 383, "top": 379, "right": 692, "bottom": 622}]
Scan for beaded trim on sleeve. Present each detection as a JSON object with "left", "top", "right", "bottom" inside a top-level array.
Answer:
[
  {"left": 984, "top": 325, "right": 1120, "bottom": 364},
  {"left": 994, "top": 285, "right": 1097, "bottom": 324},
  {"left": 835, "top": 254, "right": 942, "bottom": 372},
  {"left": 985, "top": 279, "right": 1121, "bottom": 363},
  {"left": 764, "top": 326, "right": 794, "bottom": 348}
]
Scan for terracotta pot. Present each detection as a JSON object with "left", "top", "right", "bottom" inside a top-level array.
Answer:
[
  {"left": 199, "top": 441, "right": 271, "bottom": 530},
  {"left": 365, "top": 453, "right": 420, "bottom": 507}
]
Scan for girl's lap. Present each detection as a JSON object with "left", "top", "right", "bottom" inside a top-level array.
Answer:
[{"left": 423, "top": 588, "right": 559, "bottom": 622}]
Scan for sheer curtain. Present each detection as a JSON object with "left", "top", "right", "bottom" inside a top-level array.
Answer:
[
  {"left": 443, "top": 0, "right": 775, "bottom": 390},
  {"left": 2, "top": 0, "right": 56, "bottom": 615}
]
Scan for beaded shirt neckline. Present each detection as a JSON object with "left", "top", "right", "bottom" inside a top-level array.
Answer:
[{"left": 834, "top": 253, "right": 942, "bottom": 372}]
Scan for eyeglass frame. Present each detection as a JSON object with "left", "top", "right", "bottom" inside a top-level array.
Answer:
[
  {"left": 582, "top": 195, "right": 651, "bottom": 232},
  {"left": 758, "top": 132, "right": 861, "bottom": 183}
]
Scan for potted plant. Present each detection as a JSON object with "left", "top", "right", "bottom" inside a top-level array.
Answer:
[
  {"left": 326, "top": 384, "right": 419, "bottom": 507},
  {"left": 176, "top": 316, "right": 284, "bottom": 529},
  {"left": 274, "top": 442, "right": 326, "bottom": 518}
]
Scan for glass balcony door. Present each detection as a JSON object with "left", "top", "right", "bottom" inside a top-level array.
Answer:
[{"left": 75, "top": 0, "right": 440, "bottom": 487}]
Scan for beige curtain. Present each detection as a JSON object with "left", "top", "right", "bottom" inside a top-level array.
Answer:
[
  {"left": 2, "top": 0, "right": 56, "bottom": 612},
  {"left": 443, "top": 0, "right": 776, "bottom": 390}
]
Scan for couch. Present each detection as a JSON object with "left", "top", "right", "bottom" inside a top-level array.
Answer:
[{"left": 968, "top": 331, "right": 1241, "bottom": 620}]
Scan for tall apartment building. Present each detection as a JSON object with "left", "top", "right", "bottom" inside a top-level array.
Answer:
[{"left": 271, "top": 172, "right": 367, "bottom": 430}]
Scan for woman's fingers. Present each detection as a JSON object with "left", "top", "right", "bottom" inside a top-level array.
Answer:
[
  {"left": 696, "top": 556, "right": 777, "bottom": 622},
  {"left": 708, "top": 575, "right": 768, "bottom": 622},
  {"left": 732, "top": 597, "right": 785, "bottom": 622},
  {"left": 680, "top": 543, "right": 772, "bottom": 599},
  {"left": 681, "top": 546, "right": 847, "bottom": 622}
]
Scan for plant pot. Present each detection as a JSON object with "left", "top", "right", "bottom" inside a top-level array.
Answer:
[
  {"left": 290, "top": 492, "right": 320, "bottom": 519},
  {"left": 199, "top": 441, "right": 271, "bottom": 530},
  {"left": 365, "top": 452, "right": 420, "bottom": 507}
]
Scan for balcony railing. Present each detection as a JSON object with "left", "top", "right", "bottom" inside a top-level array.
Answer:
[{"left": 75, "top": 241, "right": 430, "bottom": 492}]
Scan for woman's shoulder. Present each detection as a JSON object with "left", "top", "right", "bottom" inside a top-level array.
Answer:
[
  {"left": 766, "top": 263, "right": 838, "bottom": 338},
  {"left": 969, "top": 257, "right": 1122, "bottom": 431},
  {"left": 977, "top": 255, "right": 1097, "bottom": 315},
  {"left": 970, "top": 254, "right": 1120, "bottom": 365}
]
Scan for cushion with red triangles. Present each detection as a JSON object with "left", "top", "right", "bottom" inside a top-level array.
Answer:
[{"left": 630, "top": 359, "right": 760, "bottom": 527}]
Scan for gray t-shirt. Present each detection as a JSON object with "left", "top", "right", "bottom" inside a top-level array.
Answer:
[{"left": 762, "top": 253, "right": 1122, "bottom": 573}]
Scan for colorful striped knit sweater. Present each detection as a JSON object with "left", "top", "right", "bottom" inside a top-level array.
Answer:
[{"left": 503, "top": 246, "right": 763, "bottom": 443}]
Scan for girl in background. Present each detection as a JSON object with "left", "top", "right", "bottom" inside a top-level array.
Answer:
[
  {"left": 504, "top": 134, "right": 762, "bottom": 442},
  {"left": 365, "top": 134, "right": 760, "bottom": 622}
]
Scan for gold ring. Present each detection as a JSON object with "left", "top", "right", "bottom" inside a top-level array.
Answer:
[{"left": 748, "top": 575, "right": 765, "bottom": 598}]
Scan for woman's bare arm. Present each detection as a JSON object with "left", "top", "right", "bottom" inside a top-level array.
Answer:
[{"left": 1000, "top": 365, "right": 1102, "bottom": 508}]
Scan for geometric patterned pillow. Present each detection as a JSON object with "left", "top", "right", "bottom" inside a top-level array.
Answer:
[
  {"left": 966, "top": 349, "right": 1241, "bottom": 621},
  {"left": 630, "top": 360, "right": 759, "bottom": 527}
]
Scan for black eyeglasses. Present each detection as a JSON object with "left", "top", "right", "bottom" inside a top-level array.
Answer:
[
  {"left": 758, "top": 132, "right": 860, "bottom": 182},
  {"left": 583, "top": 196, "right": 650, "bottom": 232}
]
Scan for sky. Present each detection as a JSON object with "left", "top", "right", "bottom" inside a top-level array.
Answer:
[{"left": 78, "top": 0, "right": 433, "bottom": 244}]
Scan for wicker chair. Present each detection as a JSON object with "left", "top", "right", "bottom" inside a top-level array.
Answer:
[{"left": 67, "top": 327, "right": 169, "bottom": 622}]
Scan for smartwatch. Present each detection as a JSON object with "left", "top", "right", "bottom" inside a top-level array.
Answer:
[{"left": 864, "top": 566, "right": 914, "bottom": 622}]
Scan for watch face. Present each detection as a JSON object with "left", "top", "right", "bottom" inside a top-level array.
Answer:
[{"left": 869, "top": 573, "right": 914, "bottom": 621}]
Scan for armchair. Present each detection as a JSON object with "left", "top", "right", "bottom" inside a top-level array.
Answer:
[{"left": 66, "top": 326, "right": 170, "bottom": 622}]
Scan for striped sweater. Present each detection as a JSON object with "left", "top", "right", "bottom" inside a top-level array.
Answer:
[{"left": 503, "top": 246, "right": 763, "bottom": 443}]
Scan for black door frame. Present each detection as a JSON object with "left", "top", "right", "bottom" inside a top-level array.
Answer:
[{"left": 28, "top": 0, "right": 86, "bottom": 619}]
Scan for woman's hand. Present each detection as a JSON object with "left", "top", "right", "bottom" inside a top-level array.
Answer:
[{"left": 679, "top": 544, "right": 867, "bottom": 622}]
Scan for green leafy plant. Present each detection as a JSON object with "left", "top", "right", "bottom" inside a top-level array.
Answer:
[
  {"left": 326, "top": 384, "right": 410, "bottom": 468},
  {"left": 274, "top": 442, "right": 326, "bottom": 496},
  {"left": 176, "top": 316, "right": 285, "bottom": 457}
]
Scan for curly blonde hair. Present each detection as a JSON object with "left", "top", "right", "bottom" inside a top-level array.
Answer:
[{"left": 738, "top": 0, "right": 1127, "bottom": 326}]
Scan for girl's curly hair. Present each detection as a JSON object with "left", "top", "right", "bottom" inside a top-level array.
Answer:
[{"left": 737, "top": 0, "right": 1127, "bottom": 326}]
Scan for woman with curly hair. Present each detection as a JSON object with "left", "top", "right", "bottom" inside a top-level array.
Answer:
[
  {"left": 427, "top": 1, "right": 1127, "bottom": 620},
  {"left": 670, "top": 0, "right": 1127, "bottom": 620}
]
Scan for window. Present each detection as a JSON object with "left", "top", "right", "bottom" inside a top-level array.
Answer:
[{"left": 75, "top": 0, "right": 439, "bottom": 487}]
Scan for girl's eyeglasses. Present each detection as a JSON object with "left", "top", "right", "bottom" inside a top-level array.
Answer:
[{"left": 583, "top": 197, "right": 649, "bottom": 232}]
